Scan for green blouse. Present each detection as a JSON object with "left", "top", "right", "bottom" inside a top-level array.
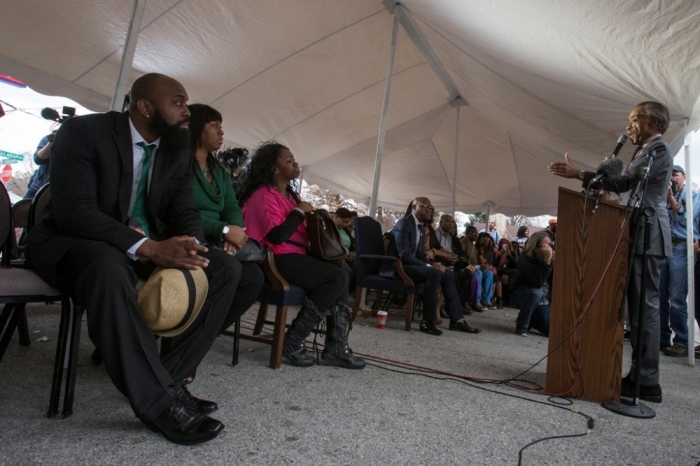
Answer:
[{"left": 191, "top": 160, "right": 244, "bottom": 243}]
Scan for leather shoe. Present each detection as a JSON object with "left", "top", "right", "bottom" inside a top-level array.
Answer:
[
  {"left": 177, "top": 385, "right": 218, "bottom": 415},
  {"left": 419, "top": 320, "right": 443, "bottom": 336},
  {"left": 147, "top": 402, "right": 224, "bottom": 445},
  {"left": 470, "top": 302, "right": 485, "bottom": 312},
  {"left": 462, "top": 304, "right": 473, "bottom": 316},
  {"left": 449, "top": 319, "right": 481, "bottom": 333},
  {"left": 620, "top": 375, "right": 662, "bottom": 403}
]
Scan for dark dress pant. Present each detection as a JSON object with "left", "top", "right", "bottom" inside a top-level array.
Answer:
[
  {"left": 402, "top": 265, "right": 464, "bottom": 322},
  {"left": 42, "top": 240, "right": 238, "bottom": 423},
  {"left": 626, "top": 253, "right": 664, "bottom": 386},
  {"left": 273, "top": 253, "right": 349, "bottom": 311}
]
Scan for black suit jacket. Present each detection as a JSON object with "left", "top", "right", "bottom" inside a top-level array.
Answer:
[
  {"left": 380, "top": 214, "right": 429, "bottom": 277},
  {"left": 26, "top": 111, "right": 203, "bottom": 286}
]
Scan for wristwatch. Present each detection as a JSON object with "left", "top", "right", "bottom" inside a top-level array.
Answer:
[
  {"left": 578, "top": 170, "right": 585, "bottom": 181},
  {"left": 222, "top": 226, "right": 230, "bottom": 238}
]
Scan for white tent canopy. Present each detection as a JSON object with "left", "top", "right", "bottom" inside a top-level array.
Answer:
[{"left": 2, "top": 0, "right": 699, "bottom": 215}]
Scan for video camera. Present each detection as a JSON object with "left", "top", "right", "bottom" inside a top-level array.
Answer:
[
  {"left": 41, "top": 106, "right": 75, "bottom": 142},
  {"left": 216, "top": 147, "right": 249, "bottom": 173}
]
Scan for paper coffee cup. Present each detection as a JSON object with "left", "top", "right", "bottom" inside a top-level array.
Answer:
[{"left": 377, "top": 310, "right": 388, "bottom": 329}]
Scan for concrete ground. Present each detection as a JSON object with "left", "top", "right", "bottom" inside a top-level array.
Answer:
[{"left": 1, "top": 301, "right": 699, "bottom": 465}]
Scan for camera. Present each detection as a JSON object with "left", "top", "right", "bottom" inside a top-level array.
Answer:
[
  {"left": 216, "top": 147, "right": 249, "bottom": 174},
  {"left": 41, "top": 106, "right": 75, "bottom": 124},
  {"left": 670, "top": 178, "right": 679, "bottom": 195}
]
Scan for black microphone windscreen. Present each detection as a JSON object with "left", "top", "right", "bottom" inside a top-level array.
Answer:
[
  {"left": 40, "top": 107, "right": 60, "bottom": 121},
  {"left": 595, "top": 157, "right": 623, "bottom": 178}
]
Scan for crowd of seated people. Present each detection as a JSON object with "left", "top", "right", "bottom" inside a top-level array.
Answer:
[{"left": 17, "top": 70, "right": 559, "bottom": 448}]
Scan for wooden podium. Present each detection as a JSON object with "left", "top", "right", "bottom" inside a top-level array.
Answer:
[{"left": 545, "top": 188, "right": 629, "bottom": 402}]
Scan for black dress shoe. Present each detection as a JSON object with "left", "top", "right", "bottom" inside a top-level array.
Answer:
[
  {"left": 419, "top": 320, "right": 443, "bottom": 336},
  {"left": 146, "top": 402, "right": 224, "bottom": 445},
  {"left": 462, "top": 304, "right": 473, "bottom": 316},
  {"left": 177, "top": 385, "right": 218, "bottom": 415},
  {"left": 449, "top": 320, "right": 481, "bottom": 334},
  {"left": 620, "top": 375, "right": 662, "bottom": 403}
]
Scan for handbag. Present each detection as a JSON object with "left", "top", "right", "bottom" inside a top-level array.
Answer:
[
  {"left": 305, "top": 210, "right": 347, "bottom": 267},
  {"left": 232, "top": 238, "right": 266, "bottom": 262}
]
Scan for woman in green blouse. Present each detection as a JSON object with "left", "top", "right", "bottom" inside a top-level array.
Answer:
[{"left": 188, "top": 103, "right": 263, "bottom": 332}]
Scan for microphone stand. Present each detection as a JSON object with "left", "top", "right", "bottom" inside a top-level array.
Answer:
[{"left": 602, "top": 154, "right": 656, "bottom": 419}]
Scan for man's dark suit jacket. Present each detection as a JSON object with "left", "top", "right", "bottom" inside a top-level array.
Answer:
[
  {"left": 26, "top": 111, "right": 203, "bottom": 288},
  {"left": 380, "top": 214, "right": 429, "bottom": 277},
  {"left": 582, "top": 136, "right": 673, "bottom": 257}
]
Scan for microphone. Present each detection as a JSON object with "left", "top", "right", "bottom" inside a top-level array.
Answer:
[
  {"left": 611, "top": 134, "right": 628, "bottom": 158},
  {"left": 41, "top": 107, "right": 61, "bottom": 122},
  {"left": 588, "top": 157, "right": 624, "bottom": 187}
]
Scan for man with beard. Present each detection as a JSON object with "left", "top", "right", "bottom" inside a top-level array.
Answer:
[
  {"left": 548, "top": 101, "right": 673, "bottom": 403},
  {"left": 25, "top": 73, "right": 236, "bottom": 444}
]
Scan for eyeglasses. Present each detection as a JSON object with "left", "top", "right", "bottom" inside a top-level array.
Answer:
[{"left": 416, "top": 204, "right": 434, "bottom": 211}]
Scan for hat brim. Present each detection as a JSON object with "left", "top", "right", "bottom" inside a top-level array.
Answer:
[{"left": 137, "top": 267, "right": 209, "bottom": 338}]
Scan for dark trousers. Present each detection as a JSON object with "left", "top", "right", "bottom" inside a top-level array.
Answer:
[
  {"left": 511, "top": 285, "right": 550, "bottom": 335},
  {"left": 273, "top": 253, "right": 349, "bottom": 311},
  {"left": 402, "top": 265, "right": 464, "bottom": 322},
  {"left": 218, "top": 261, "right": 264, "bottom": 332},
  {"left": 626, "top": 254, "right": 664, "bottom": 386},
  {"left": 48, "top": 241, "right": 240, "bottom": 423}
]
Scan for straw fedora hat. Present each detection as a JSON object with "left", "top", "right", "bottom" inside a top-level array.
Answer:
[{"left": 137, "top": 267, "right": 209, "bottom": 338}]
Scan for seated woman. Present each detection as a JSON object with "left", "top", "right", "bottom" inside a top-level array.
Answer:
[
  {"left": 333, "top": 207, "right": 357, "bottom": 294},
  {"left": 510, "top": 231, "right": 553, "bottom": 337},
  {"left": 237, "top": 142, "right": 364, "bottom": 369},
  {"left": 495, "top": 238, "right": 518, "bottom": 306},
  {"left": 188, "top": 104, "right": 264, "bottom": 333},
  {"left": 514, "top": 226, "right": 529, "bottom": 251},
  {"left": 476, "top": 232, "right": 502, "bottom": 309}
]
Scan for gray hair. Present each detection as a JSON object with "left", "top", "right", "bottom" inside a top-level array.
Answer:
[{"left": 636, "top": 101, "right": 670, "bottom": 134}]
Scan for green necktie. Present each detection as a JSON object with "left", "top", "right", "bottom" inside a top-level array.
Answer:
[{"left": 131, "top": 142, "right": 155, "bottom": 237}]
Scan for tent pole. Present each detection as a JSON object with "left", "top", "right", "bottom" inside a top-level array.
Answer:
[
  {"left": 683, "top": 123, "right": 695, "bottom": 366},
  {"left": 110, "top": 0, "right": 147, "bottom": 112},
  {"left": 297, "top": 166, "right": 305, "bottom": 195},
  {"left": 451, "top": 104, "right": 461, "bottom": 216},
  {"left": 368, "top": 7, "right": 400, "bottom": 218}
]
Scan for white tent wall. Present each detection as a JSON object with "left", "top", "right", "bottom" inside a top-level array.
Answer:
[{"left": 1, "top": 0, "right": 700, "bottom": 216}]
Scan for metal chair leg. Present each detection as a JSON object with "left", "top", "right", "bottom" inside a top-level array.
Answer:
[
  {"left": 48, "top": 299, "right": 71, "bottom": 417},
  {"left": 17, "top": 304, "right": 31, "bottom": 346},
  {"left": 232, "top": 318, "right": 240, "bottom": 366},
  {"left": 62, "top": 302, "right": 83, "bottom": 417}
]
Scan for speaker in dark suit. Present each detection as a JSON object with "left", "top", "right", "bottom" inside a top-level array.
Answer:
[
  {"left": 26, "top": 73, "right": 234, "bottom": 444},
  {"left": 549, "top": 101, "right": 673, "bottom": 403}
]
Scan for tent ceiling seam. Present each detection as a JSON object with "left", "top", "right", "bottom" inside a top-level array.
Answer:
[
  {"left": 72, "top": 0, "right": 185, "bottom": 84},
  {"left": 209, "top": 8, "right": 385, "bottom": 106},
  {"left": 305, "top": 102, "right": 450, "bottom": 171},
  {"left": 271, "top": 62, "right": 426, "bottom": 141}
]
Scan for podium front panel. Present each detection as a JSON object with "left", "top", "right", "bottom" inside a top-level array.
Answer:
[{"left": 545, "top": 188, "right": 628, "bottom": 402}]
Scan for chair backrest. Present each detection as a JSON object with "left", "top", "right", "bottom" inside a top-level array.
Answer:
[
  {"left": 29, "top": 183, "right": 51, "bottom": 231},
  {"left": 354, "top": 216, "right": 386, "bottom": 275},
  {"left": 0, "top": 183, "right": 13, "bottom": 265},
  {"left": 11, "top": 198, "right": 31, "bottom": 230}
]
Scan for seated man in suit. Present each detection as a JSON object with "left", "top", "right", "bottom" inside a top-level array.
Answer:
[
  {"left": 381, "top": 197, "right": 480, "bottom": 336},
  {"left": 25, "top": 73, "right": 245, "bottom": 445}
]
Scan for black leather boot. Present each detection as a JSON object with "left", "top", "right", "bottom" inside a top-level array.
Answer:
[
  {"left": 322, "top": 303, "right": 366, "bottom": 369},
  {"left": 282, "top": 298, "right": 325, "bottom": 367}
]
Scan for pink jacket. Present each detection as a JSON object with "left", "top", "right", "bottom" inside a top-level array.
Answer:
[{"left": 242, "top": 185, "right": 308, "bottom": 255}]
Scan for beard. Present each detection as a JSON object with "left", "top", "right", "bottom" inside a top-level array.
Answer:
[{"left": 149, "top": 108, "right": 190, "bottom": 152}]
